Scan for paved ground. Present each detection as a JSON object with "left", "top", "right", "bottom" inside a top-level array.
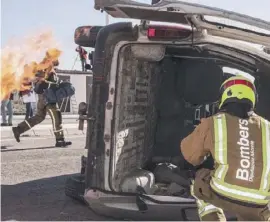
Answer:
[
  {"left": 0, "top": 114, "right": 78, "bottom": 125},
  {"left": 1, "top": 132, "right": 110, "bottom": 221},
  {"left": 1, "top": 117, "right": 84, "bottom": 138}
]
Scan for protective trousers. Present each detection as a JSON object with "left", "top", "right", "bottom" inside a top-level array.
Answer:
[
  {"left": 17, "top": 94, "right": 64, "bottom": 140},
  {"left": 191, "top": 182, "right": 226, "bottom": 221},
  {"left": 81, "top": 58, "right": 86, "bottom": 71},
  {"left": 192, "top": 168, "right": 270, "bottom": 221}
]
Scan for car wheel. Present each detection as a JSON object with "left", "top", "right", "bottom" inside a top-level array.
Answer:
[{"left": 65, "top": 174, "right": 86, "bottom": 204}]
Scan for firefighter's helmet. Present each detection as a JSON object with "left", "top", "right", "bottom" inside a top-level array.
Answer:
[
  {"left": 52, "top": 59, "right": 59, "bottom": 67},
  {"left": 219, "top": 75, "right": 256, "bottom": 109}
]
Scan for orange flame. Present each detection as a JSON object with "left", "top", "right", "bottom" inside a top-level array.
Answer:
[{"left": 0, "top": 30, "right": 62, "bottom": 100}]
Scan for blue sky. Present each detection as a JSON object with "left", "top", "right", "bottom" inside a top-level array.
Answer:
[{"left": 1, "top": 0, "right": 270, "bottom": 70}]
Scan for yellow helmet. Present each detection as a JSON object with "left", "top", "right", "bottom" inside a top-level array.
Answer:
[{"left": 219, "top": 75, "right": 256, "bottom": 109}]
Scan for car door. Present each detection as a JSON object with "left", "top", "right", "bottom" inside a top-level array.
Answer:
[{"left": 94, "top": 0, "right": 270, "bottom": 47}]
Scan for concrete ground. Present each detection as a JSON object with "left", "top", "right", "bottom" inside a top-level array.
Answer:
[
  {"left": 1, "top": 118, "right": 111, "bottom": 221},
  {"left": 1, "top": 115, "right": 83, "bottom": 138}
]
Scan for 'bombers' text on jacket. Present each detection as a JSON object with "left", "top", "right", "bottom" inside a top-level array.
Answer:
[{"left": 181, "top": 112, "right": 270, "bottom": 206}]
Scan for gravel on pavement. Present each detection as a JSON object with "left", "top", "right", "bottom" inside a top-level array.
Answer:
[{"left": 1, "top": 135, "right": 110, "bottom": 221}]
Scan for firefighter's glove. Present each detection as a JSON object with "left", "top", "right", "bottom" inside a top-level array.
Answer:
[
  {"left": 35, "top": 70, "right": 45, "bottom": 78},
  {"left": 171, "top": 156, "right": 193, "bottom": 169},
  {"left": 196, "top": 155, "right": 214, "bottom": 171}
]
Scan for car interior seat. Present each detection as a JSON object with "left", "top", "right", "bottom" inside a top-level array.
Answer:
[
  {"left": 181, "top": 60, "right": 224, "bottom": 105},
  {"left": 153, "top": 59, "right": 224, "bottom": 167},
  {"left": 154, "top": 58, "right": 186, "bottom": 157}
]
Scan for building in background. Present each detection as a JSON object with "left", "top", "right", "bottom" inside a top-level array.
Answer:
[
  {"left": 56, "top": 69, "right": 93, "bottom": 113},
  {"left": 12, "top": 69, "right": 93, "bottom": 115}
]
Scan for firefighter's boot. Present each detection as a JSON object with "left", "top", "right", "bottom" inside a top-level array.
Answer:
[{"left": 55, "top": 139, "right": 72, "bottom": 147}]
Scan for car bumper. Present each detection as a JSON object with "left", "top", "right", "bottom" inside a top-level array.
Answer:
[{"left": 84, "top": 189, "right": 199, "bottom": 221}]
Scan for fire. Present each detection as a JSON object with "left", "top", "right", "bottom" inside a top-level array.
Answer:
[{"left": 0, "top": 30, "right": 62, "bottom": 100}]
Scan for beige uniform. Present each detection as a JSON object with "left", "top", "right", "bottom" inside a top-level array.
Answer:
[
  {"left": 181, "top": 112, "right": 270, "bottom": 221},
  {"left": 16, "top": 72, "right": 64, "bottom": 140},
  {"left": 17, "top": 94, "right": 64, "bottom": 140}
]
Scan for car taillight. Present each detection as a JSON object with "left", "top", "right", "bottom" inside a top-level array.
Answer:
[{"left": 147, "top": 25, "right": 192, "bottom": 40}]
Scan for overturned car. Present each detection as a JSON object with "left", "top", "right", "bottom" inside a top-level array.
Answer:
[{"left": 66, "top": 0, "right": 270, "bottom": 220}]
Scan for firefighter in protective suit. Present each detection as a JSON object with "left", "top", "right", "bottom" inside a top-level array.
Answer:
[
  {"left": 12, "top": 60, "right": 72, "bottom": 147},
  {"left": 181, "top": 75, "right": 270, "bottom": 221}
]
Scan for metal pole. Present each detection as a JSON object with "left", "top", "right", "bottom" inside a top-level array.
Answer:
[
  {"left": 71, "top": 54, "right": 79, "bottom": 70},
  {"left": 105, "top": 13, "right": 109, "bottom": 25},
  {"left": 64, "top": 97, "right": 69, "bottom": 113}
]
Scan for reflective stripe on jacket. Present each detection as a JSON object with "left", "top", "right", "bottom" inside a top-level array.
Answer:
[{"left": 181, "top": 112, "right": 270, "bottom": 205}]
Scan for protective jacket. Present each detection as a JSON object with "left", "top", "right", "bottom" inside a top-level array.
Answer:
[
  {"left": 34, "top": 71, "right": 75, "bottom": 104},
  {"left": 34, "top": 71, "right": 59, "bottom": 95},
  {"left": 181, "top": 112, "right": 270, "bottom": 206},
  {"left": 17, "top": 70, "right": 66, "bottom": 141},
  {"left": 43, "top": 81, "right": 75, "bottom": 104}
]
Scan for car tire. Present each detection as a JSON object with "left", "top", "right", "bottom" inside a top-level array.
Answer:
[{"left": 65, "top": 174, "right": 86, "bottom": 204}]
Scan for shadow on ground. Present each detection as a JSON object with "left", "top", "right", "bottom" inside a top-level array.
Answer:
[
  {"left": 1, "top": 174, "right": 111, "bottom": 221},
  {"left": 1, "top": 146, "right": 56, "bottom": 153}
]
